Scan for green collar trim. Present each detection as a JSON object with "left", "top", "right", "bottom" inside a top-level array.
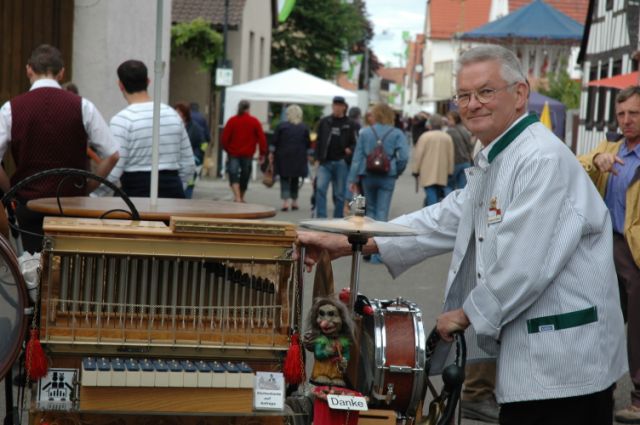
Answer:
[{"left": 488, "top": 114, "right": 539, "bottom": 163}]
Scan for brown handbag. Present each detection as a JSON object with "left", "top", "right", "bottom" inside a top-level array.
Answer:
[{"left": 262, "top": 160, "right": 275, "bottom": 188}]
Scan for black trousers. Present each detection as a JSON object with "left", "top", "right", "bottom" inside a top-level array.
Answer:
[
  {"left": 499, "top": 385, "right": 614, "bottom": 425},
  {"left": 15, "top": 203, "right": 45, "bottom": 253},
  {"left": 120, "top": 170, "right": 185, "bottom": 199}
]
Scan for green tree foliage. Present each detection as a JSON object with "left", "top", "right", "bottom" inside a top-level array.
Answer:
[
  {"left": 171, "top": 18, "right": 223, "bottom": 70},
  {"left": 272, "top": 0, "right": 372, "bottom": 79},
  {"left": 538, "top": 67, "right": 581, "bottom": 110}
]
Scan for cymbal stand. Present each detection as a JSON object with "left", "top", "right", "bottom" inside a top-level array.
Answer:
[{"left": 347, "top": 195, "right": 368, "bottom": 314}]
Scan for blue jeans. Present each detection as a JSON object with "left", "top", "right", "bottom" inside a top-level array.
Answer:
[
  {"left": 447, "top": 162, "right": 471, "bottom": 191},
  {"left": 361, "top": 175, "right": 396, "bottom": 221},
  {"left": 280, "top": 177, "right": 300, "bottom": 200},
  {"left": 424, "top": 185, "right": 451, "bottom": 207},
  {"left": 226, "top": 156, "right": 253, "bottom": 193},
  {"left": 315, "top": 160, "right": 348, "bottom": 218}
]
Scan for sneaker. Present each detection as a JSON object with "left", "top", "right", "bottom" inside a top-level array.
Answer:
[
  {"left": 461, "top": 398, "right": 499, "bottom": 423},
  {"left": 615, "top": 405, "right": 640, "bottom": 424}
]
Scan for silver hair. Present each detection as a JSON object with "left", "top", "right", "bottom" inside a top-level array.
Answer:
[
  {"left": 427, "top": 113, "right": 444, "bottom": 130},
  {"left": 456, "top": 45, "right": 527, "bottom": 88},
  {"left": 286, "top": 104, "right": 303, "bottom": 125}
]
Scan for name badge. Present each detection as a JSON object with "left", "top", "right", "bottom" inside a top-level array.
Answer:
[{"left": 487, "top": 196, "right": 502, "bottom": 224}]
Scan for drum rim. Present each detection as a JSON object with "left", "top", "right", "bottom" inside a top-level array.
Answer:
[
  {"left": 361, "top": 298, "right": 426, "bottom": 416},
  {"left": 0, "top": 235, "right": 29, "bottom": 382}
]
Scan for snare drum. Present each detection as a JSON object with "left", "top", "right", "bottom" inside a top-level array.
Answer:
[{"left": 356, "top": 298, "right": 426, "bottom": 416}]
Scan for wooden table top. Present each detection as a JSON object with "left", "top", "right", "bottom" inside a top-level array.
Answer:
[{"left": 27, "top": 197, "right": 276, "bottom": 221}]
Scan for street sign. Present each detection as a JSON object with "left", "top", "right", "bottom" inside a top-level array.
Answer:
[{"left": 216, "top": 67, "right": 233, "bottom": 86}]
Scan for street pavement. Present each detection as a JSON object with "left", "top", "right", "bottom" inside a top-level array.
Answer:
[{"left": 0, "top": 167, "right": 631, "bottom": 424}]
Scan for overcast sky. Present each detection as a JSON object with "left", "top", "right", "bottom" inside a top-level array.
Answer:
[{"left": 364, "top": 0, "right": 426, "bottom": 67}]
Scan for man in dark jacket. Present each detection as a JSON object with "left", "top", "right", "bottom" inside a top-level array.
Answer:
[{"left": 313, "top": 96, "right": 357, "bottom": 218}]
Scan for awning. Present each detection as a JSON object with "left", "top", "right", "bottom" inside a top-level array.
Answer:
[
  {"left": 459, "top": 0, "right": 583, "bottom": 43},
  {"left": 588, "top": 71, "right": 639, "bottom": 89}
]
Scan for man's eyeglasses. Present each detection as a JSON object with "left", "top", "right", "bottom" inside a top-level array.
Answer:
[{"left": 453, "top": 83, "right": 518, "bottom": 107}]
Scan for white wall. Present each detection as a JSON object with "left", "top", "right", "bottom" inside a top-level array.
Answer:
[
  {"left": 225, "top": 0, "right": 273, "bottom": 127},
  {"left": 72, "top": 0, "right": 172, "bottom": 121}
]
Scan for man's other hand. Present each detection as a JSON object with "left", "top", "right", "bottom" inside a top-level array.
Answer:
[{"left": 594, "top": 153, "right": 625, "bottom": 175}]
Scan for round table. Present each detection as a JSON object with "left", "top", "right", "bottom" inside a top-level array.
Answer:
[{"left": 26, "top": 197, "right": 276, "bottom": 221}]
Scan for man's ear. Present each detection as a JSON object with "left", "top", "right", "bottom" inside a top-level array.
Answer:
[
  {"left": 515, "top": 81, "right": 529, "bottom": 111},
  {"left": 55, "top": 67, "right": 65, "bottom": 82},
  {"left": 26, "top": 65, "right": 34, "bottom": 81}
]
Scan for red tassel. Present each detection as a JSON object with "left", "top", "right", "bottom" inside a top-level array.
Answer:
[
  {"left": 26, "top": 329, "right": 48, "bottom": 380},
  {"left": 283, "top": 332, "right": 304, "bottom": 385}
]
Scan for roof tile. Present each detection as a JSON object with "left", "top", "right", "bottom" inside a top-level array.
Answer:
[
  {"left": 430, "top": 0, "right": 492, "bottom": 40},
  {"left": 509, "top": 0, "right": 589, "bottom": 25},
  {"left": 172, "top": 0, "right": 247, "bottom": 27}
]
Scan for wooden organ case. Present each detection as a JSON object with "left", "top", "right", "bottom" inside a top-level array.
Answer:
[{"left": 32, "top": 216, "right": 303, "bottom": 425}]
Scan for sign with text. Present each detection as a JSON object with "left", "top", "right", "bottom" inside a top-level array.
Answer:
[
  {"left": 36, "top": 368, "right": 79, "bottom": 411},
  {"left": 253, "top": 371, "right": 285, "bottom": 411},
  {"left": 326, "top": 394, "right": 369, "bottom": 411},
  {"left": 216, "top": 68, "right": 233, "bottom": 86}
]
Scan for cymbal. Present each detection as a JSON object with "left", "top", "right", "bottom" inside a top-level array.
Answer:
[{"left": 299, "top": 215, "right": 419, "bottom": 237}]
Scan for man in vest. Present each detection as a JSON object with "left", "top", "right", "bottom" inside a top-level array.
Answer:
[{"left": 0, "top": 44, "right": 119, "bottom": 253}]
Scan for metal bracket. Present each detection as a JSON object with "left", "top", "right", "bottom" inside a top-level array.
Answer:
[{"left": 371, "top": 383, "right": 396, "bottom": 405}]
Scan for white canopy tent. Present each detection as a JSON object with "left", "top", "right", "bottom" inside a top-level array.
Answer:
[{"left": 223, "top": 68, "right": 358, "bottom": 124}]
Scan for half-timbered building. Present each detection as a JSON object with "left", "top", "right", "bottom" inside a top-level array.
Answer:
[{"left": 576, "top": 0, "right": 640, "bottom": 154}]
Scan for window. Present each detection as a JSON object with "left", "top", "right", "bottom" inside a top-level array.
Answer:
[
  {"left": 248, "top": 31, "right": 255, "bottom": 80},
  {"left": 259, "top": 37, "right": 265, "bottom": 78},
  {"left": 600, "top": 62, "right": 609, "bottom": 79},
  {"left": 585, "top": 86, "right": 597, "bottom": 130},
  {"left": 606, "top": 0, "right": 613, "bottom": 11},
  {"left": 608, "top": 88, "right": 620, "bottom": 131},
  {"left": 612, "top": 59, "right": 622, "bottom": 76},
  {"left": 589, "top": 65, "right": 598, "bottom": 82},
  {"left": 596, "top": 86, "right": 608, "bottom": 131}
]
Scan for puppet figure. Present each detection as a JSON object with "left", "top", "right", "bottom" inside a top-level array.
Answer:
[{"left": 304, "top": 296, "right": 355, "bottom": 387}]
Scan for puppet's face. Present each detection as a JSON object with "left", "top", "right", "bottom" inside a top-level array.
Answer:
[{"left": 317, "top": 304, "right": 342, "bottom": 337}]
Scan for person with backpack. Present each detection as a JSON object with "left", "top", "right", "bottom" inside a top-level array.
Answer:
[{"left": 347, "top": 103, "right": 409, "bottom": 263}]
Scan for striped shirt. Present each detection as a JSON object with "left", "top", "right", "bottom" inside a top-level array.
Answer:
[{"left": 95, "top": 102, "right": 195, "bottom": 196}]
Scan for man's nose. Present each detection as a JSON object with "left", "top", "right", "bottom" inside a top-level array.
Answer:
[{"left": 467, "top": 92, "right": 483, "bottom": 109}]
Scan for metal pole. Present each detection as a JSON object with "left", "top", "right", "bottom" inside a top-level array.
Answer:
[
  {"left": 216, "top": 0, "right": 230, "bottom": 177},
  {"left": 150, "top": 0, "right": 165, "bottom": 206}
]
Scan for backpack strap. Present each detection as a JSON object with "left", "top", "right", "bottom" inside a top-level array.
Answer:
[{"left": 370, "top": 126, "right": 394, "bottom": 145}]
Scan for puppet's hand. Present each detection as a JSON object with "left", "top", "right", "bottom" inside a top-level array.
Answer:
[
  {"left": 324, "top": 344, "right": 337, "bottom": 356},
  {"left": 339, "top": 357, "right": 348, "bottom": 371}
]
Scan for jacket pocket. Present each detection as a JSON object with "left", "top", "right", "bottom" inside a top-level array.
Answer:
[{"left": 527, "top": 307, "right": 599, "bottom": 388}]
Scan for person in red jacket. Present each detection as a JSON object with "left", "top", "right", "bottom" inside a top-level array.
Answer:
[{"left": 221, "top": 100, "right": 267, "bottom": 202}]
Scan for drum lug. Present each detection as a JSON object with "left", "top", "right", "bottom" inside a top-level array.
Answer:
[
  {"left": 371, "top": 383, "right": 396, "bottom": 405},
  {"left": 24, "top": 307, "right": 34, "bottom": 315},
  {"left": 389, "top": 365, "right": 414, "bottom": 374}
]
